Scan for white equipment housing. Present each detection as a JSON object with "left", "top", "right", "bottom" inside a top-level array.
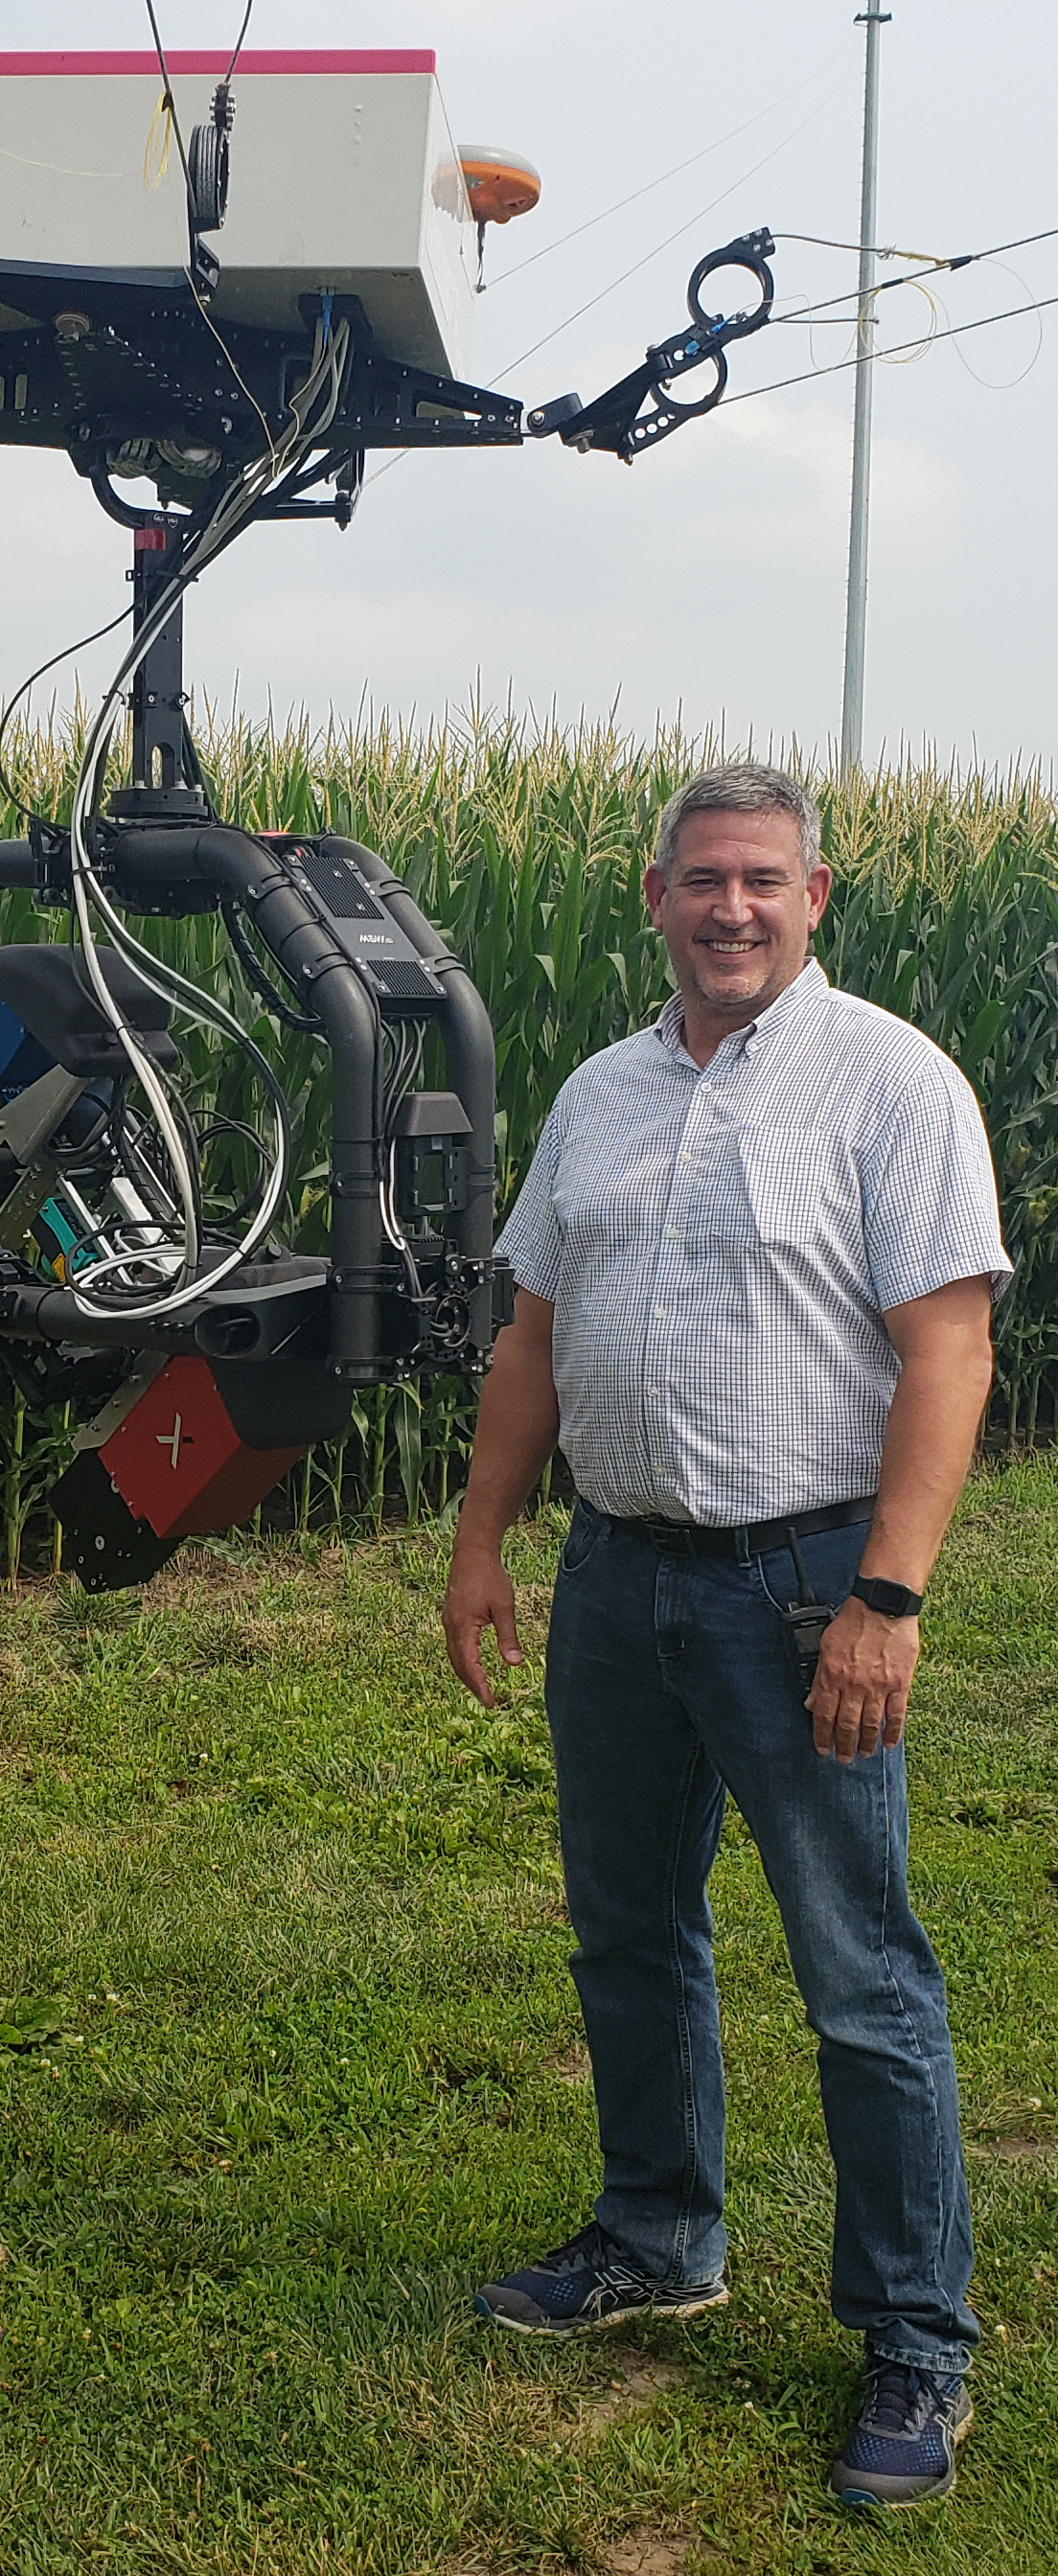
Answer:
[{"left": 0, "top": 48, "right": 477, "bottom": 379}]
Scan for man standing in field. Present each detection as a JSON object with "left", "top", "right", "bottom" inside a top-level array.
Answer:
[{"left": 442, "top": 762, "right": 1011, "bottom": 2510}]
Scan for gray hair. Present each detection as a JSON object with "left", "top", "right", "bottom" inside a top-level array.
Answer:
[{"left": 653, "top": 761, "right": 822, "bottom": 884}]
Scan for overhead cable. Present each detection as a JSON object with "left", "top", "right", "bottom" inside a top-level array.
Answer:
[
  {"left": 494, "top": 77, "right": 849, "bottom": 384},
  {"left": 775, "top": 224, "right": 1058, "bottom": 261},
  {"left": 365, "top": 273, "right": 1053, "bottom": 501},
  {"left": 721, "top": 290, "right": 1058, "bottom": 409},
  {"left": 488, "top": 54, "right": 843, "bottom": 289},
  {"left": 770, "top": 223, "right": 1058, "bottom": 328}
]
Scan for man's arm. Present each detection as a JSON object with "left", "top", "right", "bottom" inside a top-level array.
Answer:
[
  {"left": 806, "top": 1273, "right": 995, "bottom": 1763},
  {"left": 442, "top": 1286, "right": 560, "bottom": 1708}
]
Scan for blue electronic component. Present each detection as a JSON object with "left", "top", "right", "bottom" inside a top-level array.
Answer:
[
  {"left": 0, "top": 1000, "right": 54, "bottom": 1101},
  {"left": 0, "top": 996, "right": 25, "bottom": 1080}
]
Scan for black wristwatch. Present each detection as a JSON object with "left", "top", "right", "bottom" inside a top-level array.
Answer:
[{"left": 851, "top": 1575, "right": 924, "bottom": 1620}]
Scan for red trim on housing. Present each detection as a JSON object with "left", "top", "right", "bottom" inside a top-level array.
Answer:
[{"left": 0, "top": 50, "right": 436, "bottom": 77}]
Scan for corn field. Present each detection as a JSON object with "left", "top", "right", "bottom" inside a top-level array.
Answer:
[{"left": 2, "top": 700, "right": 1057, "bottom": 1574}]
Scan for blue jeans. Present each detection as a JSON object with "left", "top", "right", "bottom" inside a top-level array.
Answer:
[{"left": 544, "top": 1498, "right": 978, "bottom": 2374}]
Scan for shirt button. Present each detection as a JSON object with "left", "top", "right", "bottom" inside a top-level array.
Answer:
[
  {"left": 680, "top": 1151, "right": 693, "bottom": 1163},
  {"left": 647, "top": 1385, "right": 660, "bottom": 1398},
  {"left": 665, "top": 1227, "right": 679, "bottom": 1241},
  {"left": 655, "top": 1303, "right": 665, "bottom": 1319}
]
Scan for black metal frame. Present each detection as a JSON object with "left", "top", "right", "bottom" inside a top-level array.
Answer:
[
  {"left": 0, "top": 230, "right": 773, "bottom": 503},
  {"left": 0, "top": 224, "right": 778, "bottom": 1432}
]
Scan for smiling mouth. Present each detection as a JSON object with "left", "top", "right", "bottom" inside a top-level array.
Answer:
[{"left": 699, "top": 937, "right": 763, "bottom": 954}]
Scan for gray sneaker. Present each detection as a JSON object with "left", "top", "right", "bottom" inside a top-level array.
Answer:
[
  {"left": 473, "top": 2219, "right": 729, "bottom": 2335},
  {"left": 831, "top": 2357, "right": 974, "bottom": 2508}
]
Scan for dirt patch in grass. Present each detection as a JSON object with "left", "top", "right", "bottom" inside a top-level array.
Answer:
[
  {"left": 969, "top": 2134, "right": 1058, "bottom": 2160},
  {"left": 545, "top": 2036, "right": 591, "bottom": 2084},
  {"left": 574, "top": 2346, "right": 686, "bottom": 2433},
  {"left": 603, "top": 2525, "right": 717, "bottom": 2573}
]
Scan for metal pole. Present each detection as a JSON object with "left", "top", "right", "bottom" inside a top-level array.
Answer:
[{"left": 840, "top": 8, "right": 891, "bottom": 775}]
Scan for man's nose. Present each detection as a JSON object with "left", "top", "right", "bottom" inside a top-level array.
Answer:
[{"left": 709, "top": 879, "right": 753, "bottom": 924}]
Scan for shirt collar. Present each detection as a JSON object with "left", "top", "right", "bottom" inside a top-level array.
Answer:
[{"left": 655, "top": 955, "right": 829, "bottom": 1066}]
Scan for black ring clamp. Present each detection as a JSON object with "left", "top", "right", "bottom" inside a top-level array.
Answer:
[{"left": 525, "top": 227, "right": 775, "bottom": 464}]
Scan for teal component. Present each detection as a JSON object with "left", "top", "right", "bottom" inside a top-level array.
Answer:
[{"left": 37, "top": 1196, "right": 92, "bottom": 1277}]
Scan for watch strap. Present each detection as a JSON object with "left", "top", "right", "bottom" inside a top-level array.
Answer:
[{"left": 851, "top": 1574, "right": 924, "bottom": 1620}]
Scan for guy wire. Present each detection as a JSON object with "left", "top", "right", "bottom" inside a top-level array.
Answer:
[
  {"left": 722, "top": 289, "right": 1058, "bottom": 409},
  {"left": 0, "top": 605, "right": 133, "bottom": 822}
]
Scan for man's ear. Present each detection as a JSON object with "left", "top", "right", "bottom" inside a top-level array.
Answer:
[
  {"left": 644, "top": 863, "right": 667, "bottom": 929},
  {"left": 806, "top": 862, "right": 833, "bottom": 932}
]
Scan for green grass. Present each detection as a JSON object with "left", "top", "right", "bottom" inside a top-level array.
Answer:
[{"left": 0, "top": 1464, "right": 1056, "bottom": 2573}]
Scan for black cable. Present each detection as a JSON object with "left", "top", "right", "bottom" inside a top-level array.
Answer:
[
  {"left": 110, "top": 1090, "right": 174, "bottom": 1227},
  {"left": 225, "top": 0, "right": 255, "bottom": 82},
  {"left": 0, "top": 604, "right": 132, "bottom": 824},
  {"left": 488, "top": 54, "right": 843, "bottom": 290},
  {"left": 775, "top": 222, "right": 1058, "bottom": 264},
  {"left": 770, "top": 222, "right": 1058, "bottom": 330},
  {"left": 493, "top": 79, "right": 847, "bottom": 386},
  {"left": 143, "top": 0, "right": 195, "bottom": 202},
  {"left": 111, "top": 1083, "right": 201, "bottom": 1236},
  {"left": 219, "top": 894, "right": 322, "bottom": 1034},
  {"left": 722, "top": 289, "right": 1058, "bottom": 409},
  {"left": 196, "top": 1115, "right": 269, "bottom": 1228}
]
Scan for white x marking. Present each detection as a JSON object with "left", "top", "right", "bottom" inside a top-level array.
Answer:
[{"left": 156, "top": 1414, "right": 182, "bottom": 1470}]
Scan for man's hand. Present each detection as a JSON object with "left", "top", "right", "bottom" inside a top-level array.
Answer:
[
  {"left": 442, "top": 1546, "right": 525, "bottom": 1709},
  {"left": 441, "top": 1285, "right": 559, "bottom": 1709},
  {"left": 805, "top": 1595, "right": 920, "bottom": 1763}
]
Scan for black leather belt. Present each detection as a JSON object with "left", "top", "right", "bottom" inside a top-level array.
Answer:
[{"left": 610, "top": 1493, "right": 877, "bottom": 1563}]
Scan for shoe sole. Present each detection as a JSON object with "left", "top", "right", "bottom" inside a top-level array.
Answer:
[
  {"left": 475, "top": 2282, "right": 730, "bottom": 2336},
  {"left": 834, "top": 2400, "right": 974, "bottom": 2512}
]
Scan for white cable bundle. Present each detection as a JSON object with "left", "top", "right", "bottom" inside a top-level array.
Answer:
[{"left": 69, "top": 322, "right": 350, "bottom": 1322}]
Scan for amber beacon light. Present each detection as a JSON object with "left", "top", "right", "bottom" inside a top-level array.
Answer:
[{"left": 458, "top": 145, "right": 541, "bottom": 225}]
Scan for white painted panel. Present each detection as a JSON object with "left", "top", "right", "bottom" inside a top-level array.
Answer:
[{"left": 0, "top": 60, "right": 476, "bottom": 378}]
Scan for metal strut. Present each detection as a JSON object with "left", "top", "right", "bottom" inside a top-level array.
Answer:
[
  {"left": 89, "top": 472, "right": 210, "bottom": 820},
  {"left": 525, "top": 229, "right": 775, "bottom": 462}
]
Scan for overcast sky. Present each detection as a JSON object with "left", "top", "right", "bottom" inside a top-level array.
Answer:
[{"left": 1, "top": 1, "right": 1055, "bottom": 771}]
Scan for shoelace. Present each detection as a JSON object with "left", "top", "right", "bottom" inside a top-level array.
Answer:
[
  {"left": 539, "top": 2221, "right": 646, "bottom": 2290},
  {"left": 540, "top": 2222, "right": 609, "bottom": 2274},
  {"left": 864, "top": 2364, "right": 948, "bottom": 2434}
]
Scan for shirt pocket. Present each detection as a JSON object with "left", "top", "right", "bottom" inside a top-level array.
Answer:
[{"left": 736, "top": 1128, "right": 836, "bottom": 1248}]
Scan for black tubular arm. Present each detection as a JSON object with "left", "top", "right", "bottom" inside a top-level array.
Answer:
[
  {"left": 317, "top": 836, "right": 496, "bottom": 1355},
  {"left": 114, "top": 823, "right": 388, "bottom": 1383},
  {"left": 0, "top": 1278, "right": 196, "bottom": 1351},
  {"left": 0, "top": 841, "right": 36, "bottom": 886}
]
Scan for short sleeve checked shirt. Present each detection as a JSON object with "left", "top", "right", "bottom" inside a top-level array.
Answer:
[{"left": 496, "top": 959, "right": 1012, "bottom": 1525}]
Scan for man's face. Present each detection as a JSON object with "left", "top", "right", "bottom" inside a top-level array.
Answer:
[{"left": 644, "top": 808, "right": 832, "bottom": 1027}]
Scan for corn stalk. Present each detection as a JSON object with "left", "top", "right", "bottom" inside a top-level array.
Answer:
[{"left": 1, "top": 706, "right": 1056, "bottom": 1568}]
